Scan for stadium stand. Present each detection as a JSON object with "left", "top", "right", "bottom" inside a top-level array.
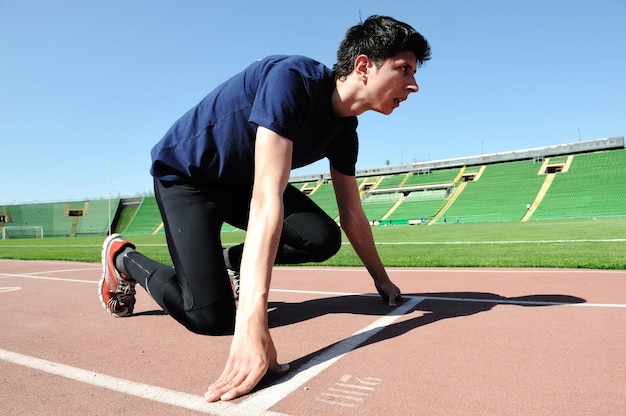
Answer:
[
  {"left": 361, "top": 192, "right": 402, "bottom": 221},
  {"left": 74, "top": 199, "right": 119, "bottom": 236},
  {"left": 358, "top": 168, "right": 461, "bottom": 224},
  {"left": 377, "top": 173, "right": 409, "bottom": 189},
  {"left": 1, "top": 199, "right": 119, "bottom": 238},
  {"left": 3, "top": 137, "right": 623, "bottom": 237},
  {"left": 2, "top": 203, "right": 72, "bottom": 237},
  {"left": 401, "top": 168, "right": 461, "bottom": 187},
  {"left": 437, "top": 160, "right": 546, "bottom": 223},
  {"left": 306, "top": 180, "right": 339, "bottom": 220},
  {"left": 387, "top": 190, "right": 448, "bottom": 224},
  {"left": 530, "top": 149, "right": 626, "bottom": 220},
  {"left": 122, "top": 196, "right": 164, "bottom": 235}
]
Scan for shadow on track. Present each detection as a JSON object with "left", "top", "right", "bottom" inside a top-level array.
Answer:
[{"left": 257, "top": 292, "right": 585, "bottom": 389}]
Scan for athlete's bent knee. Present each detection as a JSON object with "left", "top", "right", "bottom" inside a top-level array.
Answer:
[
  {"left": 310, "top": 222, "right": 341, "bottom": 261},
  {"left": 183, "top": 299, "right": 235, "bottom": 336}
]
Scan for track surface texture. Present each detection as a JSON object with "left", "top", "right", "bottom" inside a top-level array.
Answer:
[{"left": 1, "top": 259, "right": 624, "bottom": 415}]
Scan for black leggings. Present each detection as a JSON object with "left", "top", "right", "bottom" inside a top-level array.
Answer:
[{"left": 123, "top": 178, "right": 341, "bottom": 335}]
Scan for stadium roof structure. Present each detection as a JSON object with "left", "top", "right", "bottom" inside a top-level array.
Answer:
[{"left": 289, "top": 136, "right": 624, "bottom": 182}]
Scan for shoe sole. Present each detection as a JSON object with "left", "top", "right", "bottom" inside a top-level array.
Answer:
[{"left": 98, "top": 233, "right": 132, "bottom": 317}]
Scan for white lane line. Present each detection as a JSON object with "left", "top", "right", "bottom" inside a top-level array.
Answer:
[
  {"left": 2, "top": 271, "right": 624, "bottom": 308},
  {"left": 277, "top": 266, "right": 626, "bottom": 274},
  {"left": 417, "top": 295, "right": 626, "bottom": 308},
  {"left": 271, "top": 288, "right": 366, "bottom": 297},
  {"left": 0, "top": 273, "right": 95, "bottom": 283},
  {"left": 25, "top": 267, "right": 101, "bottom": 274},
  {"left": 273, "top": 289, "right": 626, "bottom": 308},
  {"left": 237, "top": 296, "right": 425, "bottom": 413},
  {"left": 0, "top": 348, "right": 214, "bottom": 413},
  {"left": 0, "top": 348, "right": 286, "bottom": 416}
]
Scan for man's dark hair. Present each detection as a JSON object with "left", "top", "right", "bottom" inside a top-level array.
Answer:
[{"left": 333, "top": 15, "right": 431, "bottom": 79}]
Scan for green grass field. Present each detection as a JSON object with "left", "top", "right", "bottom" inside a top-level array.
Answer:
[{"left": 1, "top": 218, "right": 624, "bottom": 269}]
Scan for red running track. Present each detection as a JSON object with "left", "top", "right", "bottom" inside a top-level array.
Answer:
[{"left": 1, "top": 259, "right": 625, "bottom": 415}]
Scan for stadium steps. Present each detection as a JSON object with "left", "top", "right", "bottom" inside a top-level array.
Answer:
[
  {"left": 361, "top": 193, "right": 401, "bottom": 222},
  {"left": 429, "top": 181, "right": 468, "bottom": 225},
  {"left": 381, "top": 195, "right": 406, "bottom": 220},
  {"left": 398, "top": 172, "right": 412, "bottom": 187},
  {"left": 2, "top": 206, "right": 13, "bottom": 223},
  {"left": 123, "top": 197, "right": 164, "bottom": 235},
  {"left": 521, "top": 173, "right": 556, "bottom": 222},
  {"left": 378, "top": 173, "right": 409, "bottom": 189},
  {"left": 438, "top": 162, "right": 545, "bottom": 223},
  {"left": 519, "top": 154, "right": 573, "bottom": 222}
]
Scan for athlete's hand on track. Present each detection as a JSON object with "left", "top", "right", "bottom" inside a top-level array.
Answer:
[
  {"left": 375, "top": 279, "right": 402, "bottom": 306},
  {"left": 204, "top": 319, "right": 289, "bottom": 402}
]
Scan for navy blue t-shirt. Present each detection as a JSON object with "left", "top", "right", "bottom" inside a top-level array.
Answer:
[{"left": 150, "top": 55, "right": 358, "bottom": 185}]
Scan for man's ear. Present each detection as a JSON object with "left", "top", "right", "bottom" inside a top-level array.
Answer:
[{"left": 354, "top": 54, "right": 370, "bottom": 82}]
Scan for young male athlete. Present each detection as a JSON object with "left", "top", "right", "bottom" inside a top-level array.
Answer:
[{"left": 99, "top": 15, "right": 431, "bottom": 402}]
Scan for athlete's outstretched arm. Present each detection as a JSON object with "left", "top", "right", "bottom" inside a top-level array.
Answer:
[
  {"left": 331, "top": 167, "right": 401, "bottom": 305},
  {"left": 205, "top": 126, "right": 292, "bottom": 402}
]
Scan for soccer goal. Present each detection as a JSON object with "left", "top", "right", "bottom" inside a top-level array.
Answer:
[{"left": 1, "top": 225, "right": 44, "bottom": 239}]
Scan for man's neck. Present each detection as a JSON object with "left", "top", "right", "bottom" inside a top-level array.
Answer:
[{"left": 332, "top": 75, "right": 368, "bottom": 118}]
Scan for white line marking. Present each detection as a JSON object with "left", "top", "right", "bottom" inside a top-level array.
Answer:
[
  {"left": 272, "top": 288, "right": 365, "bottom": 297},
  {"left": 277, "top": 266, "right": 626, "bottom": 275},
  {"left": 3, "top": 272, "right": 624, "bottom": 308},
  {"left": 0, "top": 273, "right": 95, "bottom": 284},
  {"left": 315, "top": 398, "right": 356, "bottom": 407},
  {"left": 26, "top": 267, "right": 101, "bottom": 274},
  {"left": 420, "top": 296, "right": 626, "bottom": 308},
  {"left": 327, "top": 387, "right": 369, "bottom": 396},
  {"left": 273, "top": 289, "right": 626, "bottom": 308},
  {"left": 334, "top": 382, "right": 375, "bottom": 391},
  {"left": 321, "top": 392, "right": 364, "bottom": 401},
  {"left": 0, "top": 348, "right": 287, "bottom": 416},
  {"left": 0, "top": 348, "right": 215, "bottom": 413},
  {"left": 236, "top": 296, "right": 424, "bottom": 412}
]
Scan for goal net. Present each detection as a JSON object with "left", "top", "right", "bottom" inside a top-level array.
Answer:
[{"left": 1, "top": 226, "right": 44, "bottom": 239}]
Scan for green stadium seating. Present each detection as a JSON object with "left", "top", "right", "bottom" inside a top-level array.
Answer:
[
  {"left": 377, "top": 173, "right": 408, "bottom": 189},
  {"left": 3, "top": 149, "right": 624, "bottom": 237},
  {"left": 402, "top": 168, "right": 460, "bottom": 187},
  {"left": 440, "top": 161, "right": 545, "bottom": 223},
  {"left": 361, "top": 193, "right": 401, "bottom": 221},
  {"left": 123, "top": 196, "right": 164, "bottom": 235},
  {"left": 308, "top": 181, "right": 339, "bottom": 220},
  {"left": 3, "top": 203, "right": 72, "bottom": 237},
  {"left": 388, "top": 190, "right": 448, "bottom": 223},
  {"left": 75, "top": 199, "right": 119, "bottom": 236},
  {"left": 531, "top": 149, "right": 626, "bottom": 220}
]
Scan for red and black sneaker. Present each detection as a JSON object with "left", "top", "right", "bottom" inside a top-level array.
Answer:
[{"left": 98, "top": 234, "right": 136, "bottom": 317}]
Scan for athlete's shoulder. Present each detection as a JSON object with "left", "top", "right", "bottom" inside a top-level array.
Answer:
[{"left": 251, "top": 55, "right": 331, "bottom": 78}]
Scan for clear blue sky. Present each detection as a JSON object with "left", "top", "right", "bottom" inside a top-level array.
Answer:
[{"left": 1, "top": 0, "right": 624, "bottom": 204}]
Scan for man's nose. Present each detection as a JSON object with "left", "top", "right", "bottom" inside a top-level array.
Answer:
[{"left": 407, "top": 76, "right": 419, "bottom": 93}]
